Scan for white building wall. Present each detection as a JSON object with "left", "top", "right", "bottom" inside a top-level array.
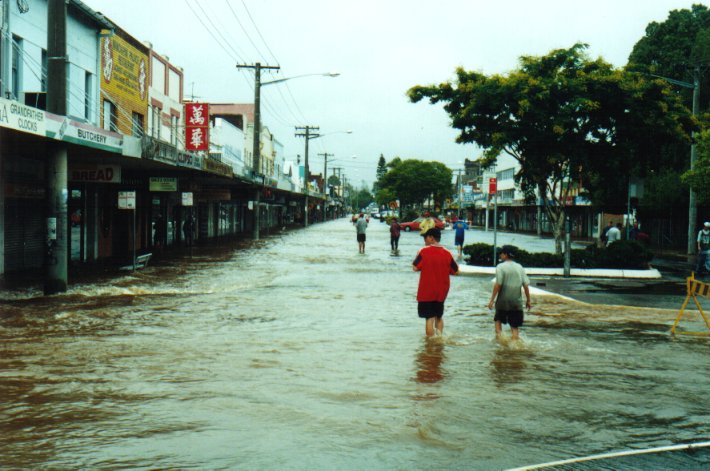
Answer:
[
  {"left": 9, "top": 0, "right": 100, "bottom": 125},
  {"left": 210, "top": 117, "right": 246, "bottom": 176},
  {"left": 482, "top": 153, "right": 520, "bottom": 199},
  {"left": 66, "top": 12, "right": 100, "bottom": 124},
  {"left": 260, "top": 127, "right": 274, "bottom": 177}
]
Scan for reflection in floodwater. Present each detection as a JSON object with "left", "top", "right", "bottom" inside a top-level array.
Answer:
[
  {"left": 490, "top": 341, "right": 530, "bottom": 388},
  {"left": 1, "top": 219, "right": 709, "bottom": 469},
  {"left": 414, "top": 338, "right": 446, "bottom": 385}
]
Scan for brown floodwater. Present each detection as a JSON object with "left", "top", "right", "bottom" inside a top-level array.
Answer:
[{"left": 1, "top": 219, "right": 708, "bottom": 469}]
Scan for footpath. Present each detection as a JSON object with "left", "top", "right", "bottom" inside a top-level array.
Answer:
[{"left": 452, "top": 229, "right": 694, "bottom": 310}]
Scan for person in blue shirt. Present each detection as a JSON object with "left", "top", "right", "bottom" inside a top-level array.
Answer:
[{"left": 452, "top": 218, "right": 469, "bottom": 259}]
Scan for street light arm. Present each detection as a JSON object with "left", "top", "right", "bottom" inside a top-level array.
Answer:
[
  {"left": 263, "top": 72, "right": 340, "bottom": 87},
  {"left": 306, "top": 130, "right": 352, "bottom": 140},
  {"left": 644, "top": 73, "right": 694, "bottom": 89}
]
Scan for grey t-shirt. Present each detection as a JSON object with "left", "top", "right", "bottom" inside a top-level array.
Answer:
[
  {"left": 355, "top": 218, "right": 368, "bottom": 234},
  {"left": 494, "top": 260, "right": 530, "bottom": 311}
]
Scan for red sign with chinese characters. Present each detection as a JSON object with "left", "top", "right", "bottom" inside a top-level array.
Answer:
[
  {"left": 489, "top": 177, "right": 497, "bottom": 195},
  {"left": 184, "top": 103, "right": 209, "bottom": 151}
]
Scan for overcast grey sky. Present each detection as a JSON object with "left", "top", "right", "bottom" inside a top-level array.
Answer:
[{"left": 85, "top": 0, "right": 698, "bottom": 188}]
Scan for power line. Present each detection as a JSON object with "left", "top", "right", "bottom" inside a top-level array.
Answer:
[
  {"left": 239, "top": 0, "right": 279, "bottom": 64},
  {"left": 225, "top": 0, "right": 268, "bottom": 62},
  {"left": 193, "top": 0, "right": 249, "bottom": 63}
]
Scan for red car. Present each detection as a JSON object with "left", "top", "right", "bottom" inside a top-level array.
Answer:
[{"left": 400, "top": 217, "right": 445, "bottom": 232}]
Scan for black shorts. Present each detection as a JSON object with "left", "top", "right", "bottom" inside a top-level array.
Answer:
[
  {"left": 418, "top": 301, "right": 444, "bottom": 319},
  {"left": 494, "top": 309, "right": 524, "bottom": 328},
  {"left": 454, "top": 235, "right": 464, "bottom": 246},
  {"left": 357, "top": 233, "right": 366, "bottom": 242}
]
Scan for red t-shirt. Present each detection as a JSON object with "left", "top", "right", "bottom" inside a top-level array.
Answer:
[{"left": 413, "top": 245, "right": 458, "bottom": 302}]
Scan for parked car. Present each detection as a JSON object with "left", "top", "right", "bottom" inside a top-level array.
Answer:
[{"left": 399, "top": 217, "right": 445, "bottom": 232}]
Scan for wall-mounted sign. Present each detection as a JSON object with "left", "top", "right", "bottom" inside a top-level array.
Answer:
[
  {"left": 149, "top": 177, "right": 177, "bottom": 192},
  {"left": 70, "top": 165, "right": 121, "bottom": 183},
  {"left": 0, "top": 96, "right": 46, "bottom": 137},
  {"left": 118, "top": 191, "right": 136, "bottom": 209},
  {"left": 99, "top": 31, "right": 148, "bottom": 138},
  {"left": 184, "top": 103, "right": 209, "bottom": 151},
  {"left": 203, "top": 157, "right": 233, "bottom": 177},
  {"left": 182, "top": 192, "right": 193, "bottom": 206}
]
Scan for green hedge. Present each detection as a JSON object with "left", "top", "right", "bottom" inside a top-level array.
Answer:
[{"left": 462, "top": 240, "right": 654, "bottom": 270}]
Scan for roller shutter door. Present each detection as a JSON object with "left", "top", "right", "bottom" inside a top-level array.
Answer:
[{"left": 5, "top": 199, "right": 45, "bottom": 272}]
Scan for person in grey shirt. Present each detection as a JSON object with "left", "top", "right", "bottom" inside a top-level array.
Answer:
[
  {"left": 487, "top": 245, "right": 531, "bottom": 340},
  {"left": 355, "top": 213, "right": 368, "bottom": 254}
]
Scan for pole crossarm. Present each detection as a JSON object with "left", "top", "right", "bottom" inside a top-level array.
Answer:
[{"left": 295, "top": 125, "right": 320, "bottom": 140}]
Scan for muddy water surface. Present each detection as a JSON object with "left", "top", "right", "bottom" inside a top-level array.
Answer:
[{"left": 1, "top": 219, "right": 708, "bottom": 469}]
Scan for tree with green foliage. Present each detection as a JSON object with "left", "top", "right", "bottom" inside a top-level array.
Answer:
[
  {"left": 375, "top": 187, "right": 397, "bottom": 208},
  {"left": 628, "top": 4, "right": 710, "bottom": 99},
  {"left": 373, "top": 154, "right": 387, "bottom": 193},
  {"left": 409, "top": 43, "right": 693, "bottom": 253},
  {"left": 378, "top": 159, "right": 452, "bottom": 213},
  {"left": 345, "top": 184, "right": 373, "bottom": 212},
  {"left": 628, "top": 4, "right": 710, "bottom": 218},
  {"left": 327, "top": 174, "right": 341, "bottom": 187}
]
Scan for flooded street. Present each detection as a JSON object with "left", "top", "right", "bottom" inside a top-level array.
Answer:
[{"left": 1, "top": 219, "right": 709, "bottom": 469}]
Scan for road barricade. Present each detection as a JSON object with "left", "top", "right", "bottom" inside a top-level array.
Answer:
[{"left": 672, "top": 272, "right": 710, "bottom": 336}]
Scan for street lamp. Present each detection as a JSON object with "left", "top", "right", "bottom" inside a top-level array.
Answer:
[
  {"left": 647, "top": 71, "right": 700, "bottom": 256},
  {"left": 236, "top": 63, "right": 339, "bottom": 239}
]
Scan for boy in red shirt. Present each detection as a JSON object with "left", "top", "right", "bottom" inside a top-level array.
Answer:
[{"left": 412, "top": 228, "right": 459, "bottom": 336}]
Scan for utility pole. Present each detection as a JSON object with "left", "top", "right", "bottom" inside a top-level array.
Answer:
[
  {"left": 295, "top": 125, "right": 319, "bottom": 227},
  {"left": 332, "top": 167, "right": 339, "bottom": 217},
  {"left": 319, "top": 152, "right": 333, "bottom": 221},
  {"left": 45, "top": 0, "right": 68, "bottom": 294},
  {"left": 687, "top": 65, "right": 701, "bottom": 257},
  {"left": 237, "top": 62, "right": 280, "bottom": 240},
  {"left": 649, "top": 68, "right": 704, "bottom": 256},
  {"left": 331, "top": 167, "right": 343, "bottom": 219},
  {"left": 456, "top": 168, "right": 463, "bottom": 219}
]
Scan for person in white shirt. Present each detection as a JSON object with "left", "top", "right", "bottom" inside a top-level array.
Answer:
[
  {"left": 606, "top": 223, "right": 622, "bottom": 247},
  {"left": 696, "top": 222, "right": 710, "bottom": 275}
]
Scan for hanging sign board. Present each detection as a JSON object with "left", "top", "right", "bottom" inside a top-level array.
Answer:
[
  {"left": 149, "top": 177, "right": 178, "bottom": 192},
  {"left": 489, "top": 177, "right": 497, "bottom": 195}
]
